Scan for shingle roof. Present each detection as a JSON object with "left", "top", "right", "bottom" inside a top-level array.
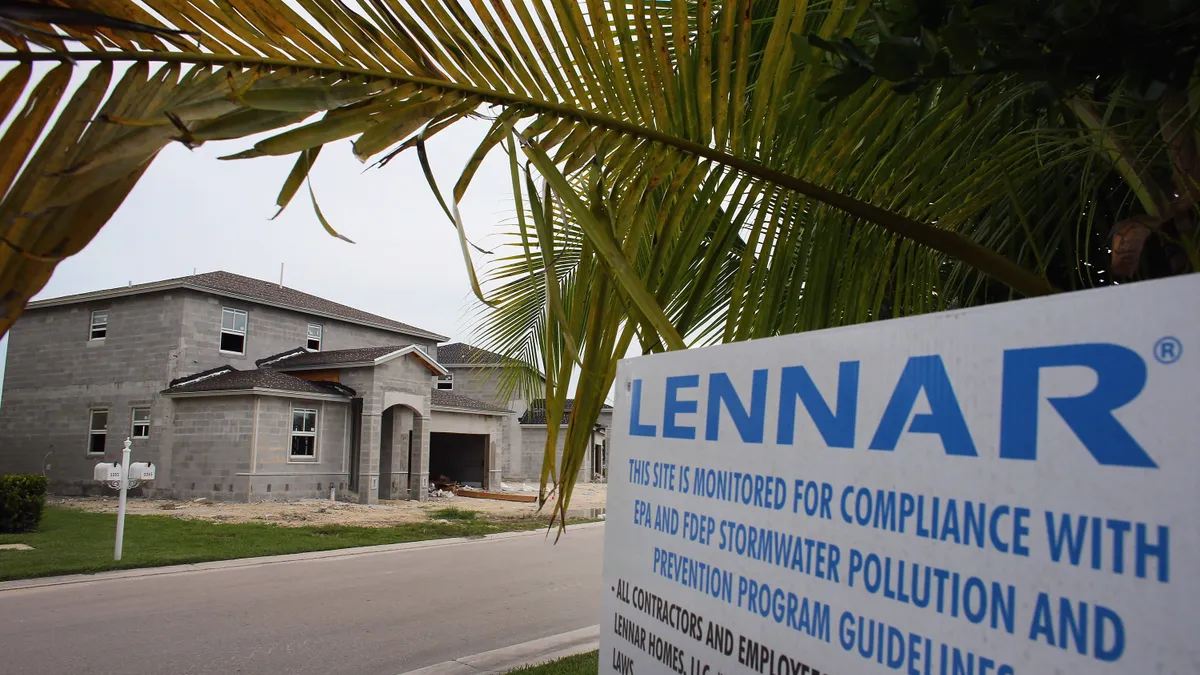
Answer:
[
  {"left": 520, "top": 399, "right": 613, "bottom": 425},
  {"left": 437, "top": 343, "right": 512, "bottom": 365},
  {"left": 258, "top": 345, "right": 408, "bottom": 368},
  {"left": 163, "top": 367, "right": 355, "bottom": 397},
  {"left": 529, "top": 398, "right": 613, "bottom": 411},
  {"left": 258, "top": 345, "right": 446, "bottom": 375},
  {"left": 430, "top": 388, "right": 511, "bottom": 412},
  {"left": 28, "top": 270, "right": 447, "bottom": 341}
]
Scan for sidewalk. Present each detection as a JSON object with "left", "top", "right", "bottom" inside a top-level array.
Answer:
[{"left": 395, "top": 626, "right": 600, "bottom": 675}]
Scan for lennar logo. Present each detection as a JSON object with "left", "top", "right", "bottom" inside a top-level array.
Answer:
[{"left": 628, "top": 342, "right": 1156, "bottom": 468}]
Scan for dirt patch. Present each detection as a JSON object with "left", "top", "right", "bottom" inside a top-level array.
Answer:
[{"left": 51, "top": 482, "right": 607, "bottom": 527}]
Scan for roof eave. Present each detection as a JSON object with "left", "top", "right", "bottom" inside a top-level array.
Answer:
[
  {"left": 26, "top": 281, "right": 449, "bottom": 342},
  {"left": 29, "top": 280, "right": 187, "bottom": 309},
  {"left": 162, "top": 387, "right": 350, "bottom": 401},
  {"left": 273, "top": 360, "right": 376, "bottom": 372},
  {"left": 431, "top": 405, "right": 511, "bottom": 416},
  {"left": 442, "top": 362, "right": 548, "bottom": 381}
]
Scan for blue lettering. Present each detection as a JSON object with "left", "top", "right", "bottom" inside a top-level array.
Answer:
[
  {"left": 776, "top": 361, "right": 859, "bottom": 448},
  {"left": 1028, "top": 592, "right": 1056, "bottom": 647},
  {"left": 869, "top": 355, "right": 977, "bottom": 456},
  {"left": 1136, "top": 523, "right": 1169, "bottom": 582},
  {"left": 706, "top": 370, "right": 768, "bottom": 443},
  {"left": 1000, "top": 344, "right": 1155, "bottom": 467},
  {"left": 664, "top": 375, "right": 700, "bottom": 439},
  {"left": 1013, "top": 508, "right": 1031, "bottom": 556},
  {"left": 1046, "top": 512, "right": 1088, "bottom": 566},
  {"left": 1094, "top": 605, "right": 1126, "bottom": 662},
  {"left": 629, "top": 379, "right": 657, "bottom": 437}
]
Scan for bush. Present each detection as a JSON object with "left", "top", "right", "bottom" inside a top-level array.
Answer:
[{"left": 0, "top": 474, "right": 48, "bottom": 533}]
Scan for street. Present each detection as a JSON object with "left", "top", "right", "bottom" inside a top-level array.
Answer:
[{"left": 0, "top": 526, "right": 604, "bottom": 675}]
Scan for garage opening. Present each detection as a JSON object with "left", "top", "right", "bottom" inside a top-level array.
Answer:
[{"left": 429, "top": 432, "right": 488, "bottom": 489}]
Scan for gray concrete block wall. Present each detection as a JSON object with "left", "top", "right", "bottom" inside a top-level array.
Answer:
[
  {"left": 444, "top": 365, "right": 510, "bottom": 409},
  {"left": 248, "top": 397, "right": 350, "bottom": 501},
  {"left": 1, "top": 293, "right": 185, "bottom": 390},
  {"left": 170, "top": 396, "right": 255, "bottom": 501},
  {"left": 0, "top": 293, "right": 186, "bottom": 493},
  {"left": 176, "top": 291, "right": 438, "bottom": 379},
  {"left": 0, "top": 388, "right": 172, "bottom": 496},
  {"left": 510, "top": 426, "right": 594, "bottom": 486}
]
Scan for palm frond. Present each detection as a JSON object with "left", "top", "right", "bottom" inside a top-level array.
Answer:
[{"left": 0, "top": 0, "right": 1193, "bottom": 521}]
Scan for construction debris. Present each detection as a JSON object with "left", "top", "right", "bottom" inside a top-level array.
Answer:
[{"left": 454, "top": 487, "right": 537, "bottom": 503}]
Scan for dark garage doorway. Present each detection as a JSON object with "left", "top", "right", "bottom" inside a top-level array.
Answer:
[{"left": 429, "top": 432, "right": 488, "bottom": 488}]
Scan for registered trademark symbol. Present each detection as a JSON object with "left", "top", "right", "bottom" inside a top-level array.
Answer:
[{"left": 1154, "top": 336, "right": 1182, "bottom": 364}]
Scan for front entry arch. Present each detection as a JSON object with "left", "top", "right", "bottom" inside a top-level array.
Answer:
[{"left": 379, "top": 403, "right": 428, "bottom": 500}]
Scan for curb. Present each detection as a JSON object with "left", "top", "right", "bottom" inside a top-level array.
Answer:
[
  {"left": 396, "top": 625, "right": 600, "bottom": 675},
  {"left": 0, "top": 521, "right": 605, "bottom": 593}
]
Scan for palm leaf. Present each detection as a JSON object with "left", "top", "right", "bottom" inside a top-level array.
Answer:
[{"left": 0, "top": 0, "right": 1189, "bottom": 519}]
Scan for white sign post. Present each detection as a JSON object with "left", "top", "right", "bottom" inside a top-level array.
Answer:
[
  {"left": 600, "top": 275, "right": 1198, "bottom": 675},
  {"left": 93, "top": 438, "right": 154, "bottom": 561}
]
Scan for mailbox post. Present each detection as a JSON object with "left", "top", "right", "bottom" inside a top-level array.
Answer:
[
  {"left": 93, "top": 438, "right": 154, "bottom": 561},
  {"left": 113, "top": 437, "right": 132, "bottom": 561}
]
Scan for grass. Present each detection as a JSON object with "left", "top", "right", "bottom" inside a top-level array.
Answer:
[
  {"left": 507, "top": 652, "right": 599, "bottom": 675},
  {"left": 0, "top": 506, "right": 549, "bottom": 582},
  {"left": 428, "top": 507, "right": 479, "bottom": 520}
]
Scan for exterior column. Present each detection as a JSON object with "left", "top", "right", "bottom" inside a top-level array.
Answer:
[
  {"left": 357, "top": 411, "right": 381, "bottom": 505},
  {"left": 390, "top": 409, "right": 412, "bottom": 499},
  {"left": 506, "top": 404, "right": 525, "bottom": 481},
  {"left": 408, "top": 414, "right": 429, "bottom": 501},
  {"left": 488, "top": 430, "right": 502, "bottom": 490},
  {"left": 378, "top": 408, "right": 394, "bottom": 500}
]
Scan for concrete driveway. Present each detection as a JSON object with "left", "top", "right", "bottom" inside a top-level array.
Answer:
[{"left": 0, "top": 525, "right": 605, "bottom": 675}]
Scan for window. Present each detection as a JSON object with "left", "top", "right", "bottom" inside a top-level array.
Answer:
[
  {"left": 90, "top": 310, "right": 108, "bottom": 340},
  {"left": 306, "top": 323, "right": 322, "bottom": 351},
  {"left": 414, "top": 344, "right": 428, "bottom": 355},
  {"left": 290, "top": 408, "right": 318, "bottom": 459},
  {"left": 88, "top": 409, "right": 107, "bottom": 455},
  {"left": 437, "top": 373, "right": 453, "bottom": 390},
  {"left": 131, "top": 407, "right": 150, "bottom": 439},
  {"left": 220, "top": 307, "right": 247, "bottom": 354}
]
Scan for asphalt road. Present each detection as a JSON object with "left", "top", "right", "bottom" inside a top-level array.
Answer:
[{"left": 0, "top": 526, "right": 605, "bottom": 675}]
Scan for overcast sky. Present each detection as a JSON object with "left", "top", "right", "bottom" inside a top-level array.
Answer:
[{"left": 0, "top": 64, "right": 518, "bottom": 397}]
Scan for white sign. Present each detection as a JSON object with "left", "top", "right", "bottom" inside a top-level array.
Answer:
[{"left": 600, "top": 275, "right": 1198, "bottom": 675}]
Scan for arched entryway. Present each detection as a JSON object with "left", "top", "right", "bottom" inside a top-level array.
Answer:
[{"left": 379, "top": 403, "right": 426, "bottom": 500}]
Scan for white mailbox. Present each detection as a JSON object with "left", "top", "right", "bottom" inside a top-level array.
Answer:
[
  {"left": 128, "top": 462, "right": 155, "bottom": 481},
  {"left": 94, "top": 463, "right": 122, "bottom": 482}
]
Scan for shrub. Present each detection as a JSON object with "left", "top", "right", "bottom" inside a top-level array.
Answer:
[{"left": 0, "top": 474, "right": 48, "bottom": 534}]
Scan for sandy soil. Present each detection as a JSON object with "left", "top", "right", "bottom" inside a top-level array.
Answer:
[{"left": 52, "top": 482, "right": 608, "bottom": 527}]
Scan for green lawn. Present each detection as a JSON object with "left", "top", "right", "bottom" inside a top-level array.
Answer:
[
  {"left": 507, "top": 652, "right": 599, "bottom": 675},
  {"left": 0, "top": 506, "right": 549, "bottom": 581}
]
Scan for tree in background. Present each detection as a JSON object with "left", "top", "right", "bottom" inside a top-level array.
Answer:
[{"left": 0, "top": 0, "right": 1194, "bottom": 525}]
